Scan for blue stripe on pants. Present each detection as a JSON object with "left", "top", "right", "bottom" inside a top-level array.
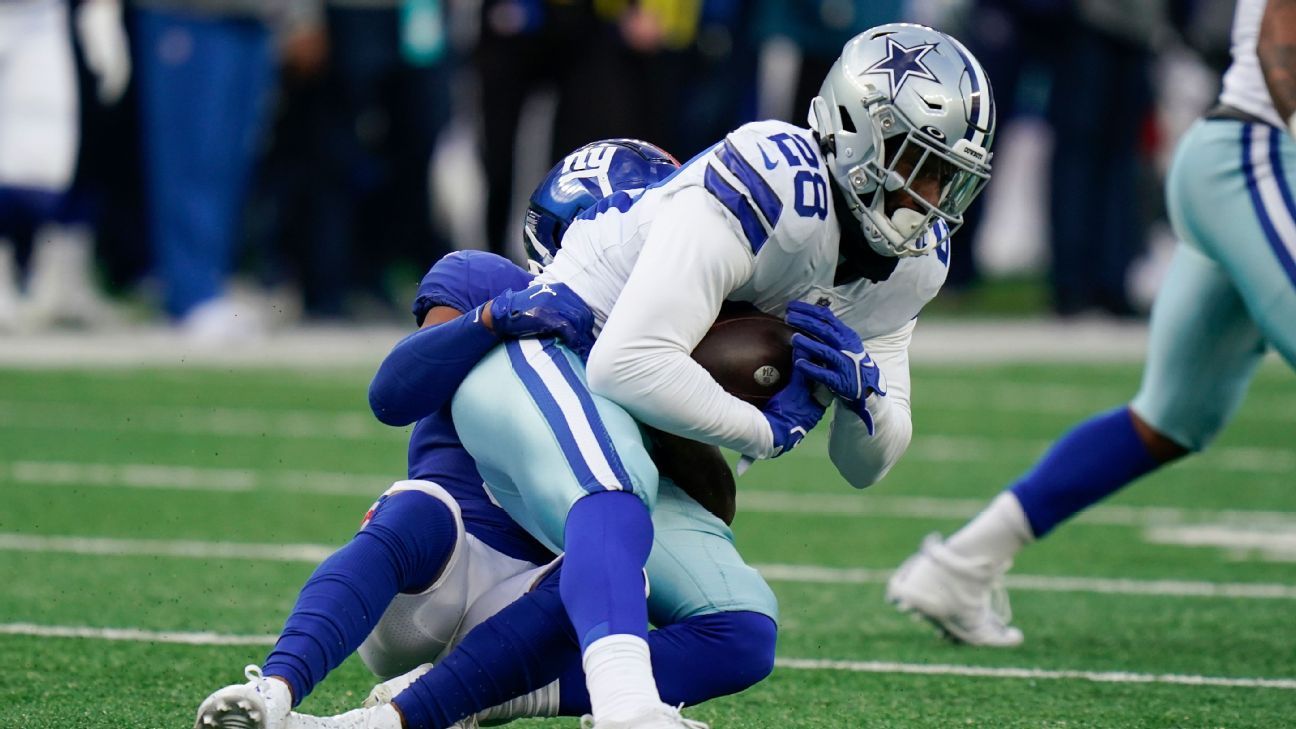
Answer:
[
  {"left": 1241, "top": 125, "right": 1296, "bottom": 288},
  {"left": 504, "top": 338, "right": 634, "bottom": 494}
]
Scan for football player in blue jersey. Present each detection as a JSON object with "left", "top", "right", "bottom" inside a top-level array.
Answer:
[
  {"left": 886, "top": 0, "right": 1296, "bottom": 647},
  {"left": 196, "top": 140, "right": 778, "bottom": 729}
]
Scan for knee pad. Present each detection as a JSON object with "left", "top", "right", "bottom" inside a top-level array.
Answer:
[
  {"left": 363, "top": 481, "right": 466, "bottom": 592},
  {"left": 357, "top": 481, "right": 468, "bottom": 678}
]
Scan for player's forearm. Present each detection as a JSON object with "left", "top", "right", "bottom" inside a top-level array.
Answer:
[
  {"left": 368, "top": 312, "right": 498, "bottom": 426},
  {"left": 1260, "top": 0, "right": 1296, "bottom": 126},
  {"left": 828, "top": 395, "right": 912, "bottom": 488}
]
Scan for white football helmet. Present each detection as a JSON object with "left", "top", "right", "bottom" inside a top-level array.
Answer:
[{"left": 810, "top": 23, "right": 995, "bottom": 257}]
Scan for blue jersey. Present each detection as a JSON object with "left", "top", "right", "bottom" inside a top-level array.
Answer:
[{"left": 405, "top": 251, "right": 553, "bottom": 565}]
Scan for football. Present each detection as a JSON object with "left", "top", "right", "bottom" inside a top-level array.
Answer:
[{"left": 692, "top": 303, "right": 795, "bottom": 407}]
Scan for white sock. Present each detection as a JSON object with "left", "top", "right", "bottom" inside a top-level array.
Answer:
[
  {"left": 477, "top": 679, "right": 561, "bottom": 722},
  {"left": 372, "top": 704, "right": 402, "bottom": 729},
  {"left": 945, "top": 492, "right": 1034, "bottom": 565},
  {"left": 262, "top": 676, "right": 293, "bottom": 718},
  {"left": 582, "top": 634, "right": 661, "bottom": 722}
]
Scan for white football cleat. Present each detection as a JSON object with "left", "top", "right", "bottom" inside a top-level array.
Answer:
[
  {"left": 579, "top": 703, "right": 709, "bottom": 729},
  {"left": 886, "top": 533, "right": 1024, "bottom": 647},
  {"left": 285, "top": 704, "right": 402, "bottom": 729},
  {"left": 194, "top": 665, "right": 291, "bottom": 729},
  {"left": 362, "top": 663, "right": 432, "bottom": 708},
  {"left": 358, "top": 664, "right": 475, "bottom": 728}
]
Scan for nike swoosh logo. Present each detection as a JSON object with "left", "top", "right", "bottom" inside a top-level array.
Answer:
[{"left": 759, "top": 146, "right": 778, "bottom": 170}]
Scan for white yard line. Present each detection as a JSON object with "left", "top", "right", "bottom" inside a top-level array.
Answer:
[
  {"left": 6, "top": 461, "right": 385, "bottom": 496},
  {"left": 772, "top": 658, "right": 1296, "bottom": 690},
  {"left": 9, "top": 460, "right": 1296, "bottom": 528},
  {"left": 0, "top": 534, "right": 335, "bottom": 562},
  {"left": 0, "top": 623, "right": 275, "bottom": 646},
  {"left": 0, "top": 401, "right": 391, "bottom": 441},
  {"left": 1, "top": 622, "right": 1291, "bottom": 690},
  {"left": 738, "top": 491, "right": 1296, "bottom": 529},
  {"left": 5, "top": 532, "right": 1295, "bottom": 600},
  {"left": 1146, "top": 525, "right": 1296, "bottom": 563},
  {"left": 914, "top": 382, "right": 1296, "bottom": 423},
  {"left": 755, "top": 564, "right": 1296, "bottom": 599}
]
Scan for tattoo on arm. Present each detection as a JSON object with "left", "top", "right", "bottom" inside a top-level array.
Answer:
[{"left": 1259, "top": 0, "right": 1296, "bottom": 121}]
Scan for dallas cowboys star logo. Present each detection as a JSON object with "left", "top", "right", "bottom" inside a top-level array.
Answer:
[{"left": 863, "top": 37, "right": 938, "bottom": 95}]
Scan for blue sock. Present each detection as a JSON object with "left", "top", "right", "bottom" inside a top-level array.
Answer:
[
  {"left": 1010, "top": 407, "right": 1161, "bottom": 537},
  {"left": 261, "top": 490, "right": 456, "bottom": 703},
  {"left": 560, "top": 490, "right": 654, "bottom": 648},
  {"left": 394, "top": 567, "right": 574, "bottom": 729},
  {"left": 558, "top": 611, "right": 777, "bottom": 714}
]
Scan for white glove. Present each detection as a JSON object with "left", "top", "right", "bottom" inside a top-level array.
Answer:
[{"left": 76, "top": 0, "right": 131, "bottom": 105}]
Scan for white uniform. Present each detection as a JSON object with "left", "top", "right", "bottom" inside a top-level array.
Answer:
[
  {"left": 0, "top": 0, "right": 79, "bottom": 191},
  {"left": 1219, "top": 0, "right": 1283, "bottom": 128},
  {"left": 539, "top": 119, "right": 948, "bottom": 486}
]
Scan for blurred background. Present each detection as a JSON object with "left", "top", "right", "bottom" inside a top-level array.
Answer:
[{"left": 0, "top": 0, "right": 1239, "bottom": 346}]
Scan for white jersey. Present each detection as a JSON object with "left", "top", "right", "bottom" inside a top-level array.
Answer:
[
  {"left": 0, "top": 0, "right": 78, "bottom": 191},
  {"left": 1219, "top": 0, "right": 1284, "bottom": 129},
  {"left": 539, "top": 119, "right": 949, "bottom": 484}
]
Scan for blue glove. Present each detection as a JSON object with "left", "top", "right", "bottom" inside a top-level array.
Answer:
[
  {"left": 786, "top": 300, "right": 886, "bottom": 435},
  {"left": 761, "top": 368, "right": 827, "bottom": 457},
  {"left": 489, "top": 282, "right": 595, "bottom": 359}
]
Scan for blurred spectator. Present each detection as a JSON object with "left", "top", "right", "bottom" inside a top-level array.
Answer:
[
  {"left": 755, "top": 0, "right": 906, "bottom": 124},
  {"left": 654, "top": 0, "right": 760, "bottom": 159},
  {"left": 254, "top": 0, "right": 455, "bottom": 319},
  {"left": 1047, "top": 0, "right": 1163, "bottom": 317},
  {"left": 0, "top": 0, "right": 127, "bottom": 332},
  {"left": 477, "top": 0, "right": 747, "bottom": 257},
  {"left": 130, "top": 0, "right": 316, "bottom": 341},
  {"left": 476, "top": 0, "right": 600, "bottom": 258},
  {"left": 941, "top": 0, "right": 1069, "bottom": 291}
]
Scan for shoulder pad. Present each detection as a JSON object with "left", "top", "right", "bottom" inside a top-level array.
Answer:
[
  {"left": 698, "top": 121, "right": 830, "bottom": 255},
  {"left": 412, "top": 251, "right": 533, "bottom": 324}
]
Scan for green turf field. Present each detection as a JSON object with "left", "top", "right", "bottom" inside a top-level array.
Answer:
[{"left": 1, "top": 363, "right": 1293, "bottom": 728}]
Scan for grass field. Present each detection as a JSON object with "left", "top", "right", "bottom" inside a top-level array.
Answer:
[{"left": 1, "top": 361, "right": 1293, "bottom": 728}]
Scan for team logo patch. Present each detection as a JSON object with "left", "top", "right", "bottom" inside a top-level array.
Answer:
[{"left": 863, "top": 37, "right": 938, "bottom": 96}]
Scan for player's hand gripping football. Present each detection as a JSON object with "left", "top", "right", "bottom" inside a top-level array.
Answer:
[
  {"left": 786, "top": 301, "right": 886, "bottom": 435},
  {"left": 487, "top": 282, "right": 596, "bottom": 359},
  {"left": 760, "top": 367, "right": 828, "bottom": 457}
]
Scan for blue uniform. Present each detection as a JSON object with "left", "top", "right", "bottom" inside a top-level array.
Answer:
[{"left": 404, "top": 252, "right": 554, "bottom": 566}]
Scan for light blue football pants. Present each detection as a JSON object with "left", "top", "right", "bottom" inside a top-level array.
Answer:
[
  {"left": 452, "top": 337, "right": 778, "bottom": 623},
  {"left": 1130, "top": 119, "right": 1296, "bottom": 451}
]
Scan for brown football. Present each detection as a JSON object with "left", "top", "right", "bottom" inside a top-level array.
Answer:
[{"left": 692, "top": 303, "right": 795, "bottom": 408}]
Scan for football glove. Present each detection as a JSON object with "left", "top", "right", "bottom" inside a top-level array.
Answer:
[
  {"left": 760, "top": 368, "right": 828, "bottom": 457},
  {"left": 488, "top": 282, "right": 595, "bottom": 359},
  {"left": 786, "top": 300, "right": 886, "bottom": 435}
]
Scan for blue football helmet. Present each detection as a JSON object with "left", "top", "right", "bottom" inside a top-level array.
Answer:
[{"left": 524, "top": 139, "right": 679, "bottom": 267}]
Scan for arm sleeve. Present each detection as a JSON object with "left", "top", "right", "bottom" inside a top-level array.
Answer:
[
  {"left": 827, "top": 319, "right": 915, "bottom": 488},
  {"left": 585, "top": 186, "right": 776, "bottom": 458},
  {"left": 368, "top": 309, "right": 500, "bottom": 427}
]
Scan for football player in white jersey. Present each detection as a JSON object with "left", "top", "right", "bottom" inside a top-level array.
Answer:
[
  {"left": 442, "top": 22, "right": 996, "bottom": 729},
  {"left": 886, "top": 0, "right": 1296, "bottom": 647}
]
